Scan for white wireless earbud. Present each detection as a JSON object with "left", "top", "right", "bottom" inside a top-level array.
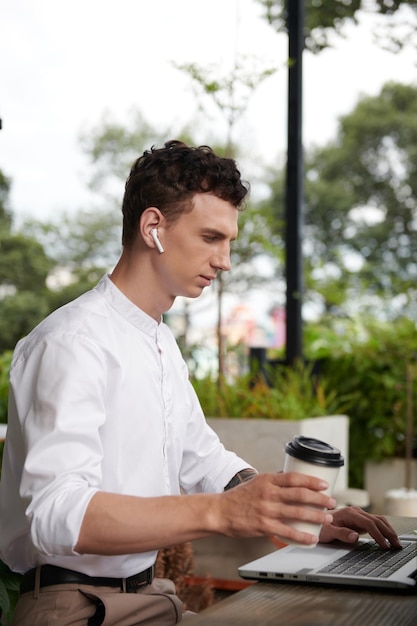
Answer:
[{"left": 150, "top": 228, "right": 164, "bottom": 254}]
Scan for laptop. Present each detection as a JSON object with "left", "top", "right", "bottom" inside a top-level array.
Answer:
[{"left": 239, "top": 535, "right": 417, "bottom": 591}]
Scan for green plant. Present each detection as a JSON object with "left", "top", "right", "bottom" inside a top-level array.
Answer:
[
  {"left": 316, "top": 319, "right": 417, "bottom": 487},
  {"left": 192, "top": 361, "right": 345, "bottom": 420},
  {"left": 0, "top": 351, "right": 12, "bottom": 489},
  {"left": 0, "top": 354, "right": 19, "bottom": 623},
  {"left": 0, "top": 351, "right": 12, "bottom": 425},
  {"left": 0, "top": 561, "right": 21, "bottom": 625}
]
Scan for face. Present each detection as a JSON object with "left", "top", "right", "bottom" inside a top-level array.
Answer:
[{"left": 157, "top": 193, "right": 238, "bottom": 300}]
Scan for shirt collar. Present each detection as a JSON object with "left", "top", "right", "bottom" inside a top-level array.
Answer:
[{"left": 95, "top": 274, "right": 161, "bottom": 336}]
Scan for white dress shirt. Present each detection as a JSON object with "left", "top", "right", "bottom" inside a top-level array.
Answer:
[{"left": 0, "top": 275, "right": 250, "bottom": 576}]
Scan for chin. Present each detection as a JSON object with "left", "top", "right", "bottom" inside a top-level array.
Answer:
[{"left": 180, "top": 286, "right": 205, "bottom": 299}]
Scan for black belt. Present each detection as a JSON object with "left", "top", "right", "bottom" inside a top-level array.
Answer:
[{"left": 20, "top": 564, "right": 155, "bottom": 594}]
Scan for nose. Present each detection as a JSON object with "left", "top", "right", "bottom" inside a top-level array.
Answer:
[{"left": 212, "top": 244, "right": 231, "bottom": 272}]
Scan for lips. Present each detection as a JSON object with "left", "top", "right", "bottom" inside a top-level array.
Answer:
[{"left": 199, "top": 275, "right": 216, "bottom": 287}]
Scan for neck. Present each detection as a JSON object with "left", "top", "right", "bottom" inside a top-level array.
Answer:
[{"left": 110, "top": 248, "right": 174, "bottom": 321}]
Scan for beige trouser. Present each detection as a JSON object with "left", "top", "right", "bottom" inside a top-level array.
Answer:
[{"left": 11, "top": 576, "right": 196, "bottom": 626}]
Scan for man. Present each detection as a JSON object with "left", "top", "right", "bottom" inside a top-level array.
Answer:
[{"left": 0, "top": 141, "right": 401, "bottom": 626}]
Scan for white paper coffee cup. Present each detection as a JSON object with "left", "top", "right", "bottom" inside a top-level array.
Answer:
[{"left": 278, "top": 436, "right": 344, "bottom": 548}]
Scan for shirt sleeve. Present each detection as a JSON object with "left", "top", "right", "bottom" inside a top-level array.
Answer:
[
  {"left": 179, "top": 380, "right": 255, "bottom": 494},
  {"left": 12, "top": 331, "right": 105, "bottom": 557}
]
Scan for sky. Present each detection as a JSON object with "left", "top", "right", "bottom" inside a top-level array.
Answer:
[{"left": 2, "top": 0, "right": 417, "bottom": 225}]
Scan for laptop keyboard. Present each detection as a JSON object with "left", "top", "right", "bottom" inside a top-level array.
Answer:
[{"left": 318, "top": 541, "right": 416, "bottom": 578}]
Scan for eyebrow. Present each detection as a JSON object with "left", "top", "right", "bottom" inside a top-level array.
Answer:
[{"left": 201, "top": 228, "right": 237, "bottom": 241}]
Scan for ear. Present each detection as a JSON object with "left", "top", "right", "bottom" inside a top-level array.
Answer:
[{"left": 140, "top": 207, "right": 165, "bottom": 250}]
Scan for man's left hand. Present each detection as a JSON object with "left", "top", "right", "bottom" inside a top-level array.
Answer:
[{"left": 319, "top": 506, "right": 402, "bottom": 549}]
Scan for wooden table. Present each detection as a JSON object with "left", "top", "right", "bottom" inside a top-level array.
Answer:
[{"left": 191, "top": 517, "right": 417, "bottom": 626}]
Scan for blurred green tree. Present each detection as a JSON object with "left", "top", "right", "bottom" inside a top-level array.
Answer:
[
  {"left": 263, "top": 81, "right": 417, "bottom": 321},
  {"left": 0, "top": 172, "right": 54, "bottom": 351},
  {"left": 258, "top": 0, "right": 417, "bottom": 53}
]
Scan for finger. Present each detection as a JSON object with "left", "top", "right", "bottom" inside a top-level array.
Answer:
[
  {"left": 363, "top": 517, "right": 402, "bottom": 549},
  {"left": 370, "top": 515, "right": 402, "bottom": 548},
  {"left": 347, "top": 509, "right": 401, "bottom": 547},
  {"left": 274, "top": 485, "right": 336, "bottom": 511},
  {"left": 275, "top": 510, "right": 334, "bottom": 546},
  {"left": 320, "top": 525, "right": 360, "bottom": 545},
  {"left": 278, "top": 502, "right": 333, "bottom": 524},
  {"left": 333, "top": 508, "right": 402, "bottom": 549},
  {"left": 274, "top": 471, "right": 330, "bottom": 493},
  {"left": 272, "top": 523, "right": 321, "bottom": 547}
]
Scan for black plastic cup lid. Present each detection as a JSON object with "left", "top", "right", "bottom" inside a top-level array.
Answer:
[{"left": 285, "top": 435, "right": 344, "bottom": 467}]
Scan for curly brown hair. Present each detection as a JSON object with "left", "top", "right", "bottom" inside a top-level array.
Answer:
[{"left": 121, "top": 140, "right": 249, "bottom": 247}]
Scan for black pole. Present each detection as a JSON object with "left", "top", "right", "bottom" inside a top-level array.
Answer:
[{"left": 285, "top": 0, "right": 304, "bottom": 364}]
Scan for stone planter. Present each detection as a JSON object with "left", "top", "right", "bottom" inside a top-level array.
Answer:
[
  {"left": 365, "top": 458, "right": 417, "bottom": 514},
  {"left": 384, "top": 488, "right": 417, "bottom": 516},
  {"left": 192, "top": 415, "right": 349, "bottom": 581}
]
